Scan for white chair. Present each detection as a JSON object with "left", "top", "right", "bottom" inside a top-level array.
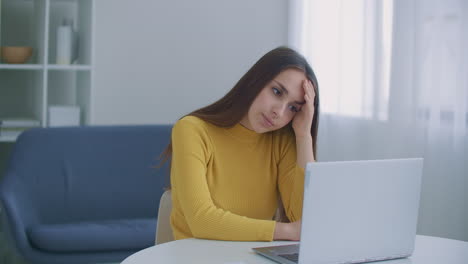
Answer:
[{"left": 155, "top": 190, "right": 174, "bottom": 245}]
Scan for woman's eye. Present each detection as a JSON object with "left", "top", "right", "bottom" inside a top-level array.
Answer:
[
  {"left": 272, "top": 87, "right": 281, "bottom": 95},
  {"left": 289, "top": 105, "right": 299, "bottom": 113}
]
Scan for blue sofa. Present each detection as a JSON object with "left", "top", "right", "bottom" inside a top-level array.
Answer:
[{"left": 0, "top": 125, "right": 172, "bottom": 264}]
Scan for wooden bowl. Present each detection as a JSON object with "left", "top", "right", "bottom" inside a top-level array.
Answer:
[{"left": 1, "top": 46, "right": 33, "bottom": 64}]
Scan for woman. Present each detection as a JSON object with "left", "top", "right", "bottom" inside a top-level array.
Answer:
[{"left": 165, "top": 46, "right": 319, "bottom": 241}]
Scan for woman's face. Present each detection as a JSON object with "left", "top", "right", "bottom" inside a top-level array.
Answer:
[{"left": 240, "top": 68, "right": 307, "bottom": 133}]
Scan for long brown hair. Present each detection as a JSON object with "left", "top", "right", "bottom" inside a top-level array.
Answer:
[{"left": 160, "top": 46, "right": 320, "bottom": 164}]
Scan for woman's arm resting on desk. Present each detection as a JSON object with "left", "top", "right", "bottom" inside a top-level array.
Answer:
[{"left": 274, "top": 221, "right": 302, "bottom": 241}]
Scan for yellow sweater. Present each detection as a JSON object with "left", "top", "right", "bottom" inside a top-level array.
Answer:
[{"left": 170, "top": 116, "right": 304, "bottom": 241}]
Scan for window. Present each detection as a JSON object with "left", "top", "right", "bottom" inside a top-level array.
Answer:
[{"left": 290, "top": 0, "right": 393, "bottom": 120}]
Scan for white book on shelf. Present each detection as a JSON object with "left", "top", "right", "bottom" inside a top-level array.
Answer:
[
  {"left": 0, "top": 118, "right": 41, "bottom": 128},
  {"left": 0, "top": 129, "right": 24, "bottom": 138},
  {"left": 0, "top": 134, "right": 19, "bottom": 142}
]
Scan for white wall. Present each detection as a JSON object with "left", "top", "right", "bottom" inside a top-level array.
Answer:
[{"left": 92, "top": 0, "right": 288, "bottom": 125}]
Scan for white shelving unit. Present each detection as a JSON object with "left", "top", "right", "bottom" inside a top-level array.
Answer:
[{"left": 0, "top": 0, "right": 94, "bottom": 142}]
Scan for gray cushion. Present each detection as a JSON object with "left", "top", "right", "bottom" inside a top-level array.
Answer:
[{"left": 28, "top": 218, "right": 156, "bottom": 252}]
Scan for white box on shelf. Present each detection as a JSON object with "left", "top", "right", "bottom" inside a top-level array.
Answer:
[{"left": 48, "top": 105, "right": 80, "bottom": 127}]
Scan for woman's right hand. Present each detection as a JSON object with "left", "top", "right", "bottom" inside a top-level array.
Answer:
[{"left": 273, "top": 220, "right": 302, "bottom": 241}]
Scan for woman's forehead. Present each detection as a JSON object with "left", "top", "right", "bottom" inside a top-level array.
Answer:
[{"left": 274, "top": 68, "right": 307, "bottom": 83}]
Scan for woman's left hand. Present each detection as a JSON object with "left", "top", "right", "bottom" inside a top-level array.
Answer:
[{"left": 292, "top": 79, "right": 316, "bottom": 138}]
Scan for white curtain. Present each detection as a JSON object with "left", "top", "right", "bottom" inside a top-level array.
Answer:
[{"left": 289, "top": 0, "right": 468, "bottom": 241}]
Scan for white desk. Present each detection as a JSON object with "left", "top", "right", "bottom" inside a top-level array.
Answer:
[{"left": 122, "top": 235, "right": 468, "bottom": 264}]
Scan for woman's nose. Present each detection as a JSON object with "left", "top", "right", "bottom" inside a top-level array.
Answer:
[{"left": 272, "top": 103, "right": 287, "bottom": 119}]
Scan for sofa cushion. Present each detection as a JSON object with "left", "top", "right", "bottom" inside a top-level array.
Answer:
[{"left": 27, "top": 218, "right": 157, "bottom": 252}]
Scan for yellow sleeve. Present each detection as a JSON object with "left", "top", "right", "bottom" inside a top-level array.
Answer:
[
  {"left": 171, "top": 118, "right": 276, "bottom": 241},
  {"left": 277, "top": 132, "right": 305, "bottom": 222}
]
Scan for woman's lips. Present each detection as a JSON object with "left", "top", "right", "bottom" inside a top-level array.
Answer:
[{"left": 262, "top": 114, "right": 274, "bottom": 127}]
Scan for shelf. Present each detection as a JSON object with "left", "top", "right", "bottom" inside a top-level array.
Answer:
[
  {"left": 47, "top": 64, "right": 91, "bottom": 71},
  {"left": 0, "top": 64, "right": 43, "bottom": 70},
  {"left": 1, "top": 0, "right": 94, "bottom": 135},
  {"left": 0, "top": 135, "right": 18, "bottom": 142},
  {"left": 0, "top": 64, "right": 91, "bottom": 71}
]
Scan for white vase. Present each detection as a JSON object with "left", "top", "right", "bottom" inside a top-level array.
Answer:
[{"left": 56, "top": 19, "right": 76, "bottom": 65}]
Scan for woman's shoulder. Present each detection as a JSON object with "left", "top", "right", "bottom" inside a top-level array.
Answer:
[
  {"left": 173, "top": 115, "right": 213, "bottom": 134},
  {"left": 176, "top": 115, "right": 206, "bottom": 126}
]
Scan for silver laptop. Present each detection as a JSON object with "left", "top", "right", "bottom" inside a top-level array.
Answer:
[{"left": 253, "top": 158, "right": 423, "bottom": 264}]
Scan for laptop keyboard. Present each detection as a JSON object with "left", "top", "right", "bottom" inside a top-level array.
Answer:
[{"left": 278, "top": 253, "right": 299, "bottom": 263}]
